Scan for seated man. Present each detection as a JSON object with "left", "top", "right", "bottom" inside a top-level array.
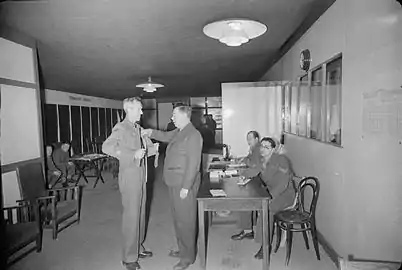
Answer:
[
  {"left": 231, "top": 131, "right": 263, "bottom": 241},
  {"left": 46, "top": 145, "right": 62, "bottom": 188},
  {"left": 253, "top": 137, "right": 296, "bottom": 259},
  {"left": 53, "top": 141, "right": 75, "bottom": 187}
]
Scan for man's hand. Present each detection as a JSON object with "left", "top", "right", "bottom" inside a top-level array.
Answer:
[
  {"left": 141, "top": 129, "right": 153, "bottom": 137},
  {"left": 134, "top": 148, "right": 146, "bottom": 159},
  {"left": 154, "top": 143, "right": 159, "bottom": 151},
  {"left": 179, "top": 188, "right": 189, "bottom": 199}
]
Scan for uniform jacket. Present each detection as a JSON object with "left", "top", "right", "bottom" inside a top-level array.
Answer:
[
  {"left": 151, "top": 123, "right": 203, "bottom": 189},
  {"left": 102, "top": 118, "right": 156, "bottom": 181}
]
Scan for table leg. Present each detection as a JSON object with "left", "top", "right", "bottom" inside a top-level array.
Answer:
[
  {"left": 262, "top": 199, "right": 270, "bottom": 270},
  {"left": 198, "top": 201, "right": 206, "bottom": 269},
  {"left": 93, "top": 159, "right": 105, "bottom": 188}
]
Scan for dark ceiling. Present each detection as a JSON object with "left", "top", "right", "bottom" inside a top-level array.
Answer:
[{"left": 0, "top": 0, "right": 334, "bottom": 100}]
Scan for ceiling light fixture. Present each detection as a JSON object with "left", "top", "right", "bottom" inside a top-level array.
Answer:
[
  {"left": 203, "top": 19, "right": 267, "bottom": 47},
  {"left": 136, "top": 76, "right": 164, "bottom": 93}
]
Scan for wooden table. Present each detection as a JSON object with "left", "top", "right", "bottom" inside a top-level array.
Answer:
[
  {"left": 70, "top": 153, "right": 109, "bottom": 188},
  {"left": 197, "top": 173, "right": 272, "bottom": 270}
]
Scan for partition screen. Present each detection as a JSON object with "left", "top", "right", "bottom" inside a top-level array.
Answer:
[
  {"left": 70, "top": 106, "right": 82, "bottom": 154},
  {"left": 81, "top": 107, "right": 90, "bottom": 152},
  {"left": 44, "top": 104, "right": 58, "bottom": 145},
  {"left": 98, "top": 108, "right": 106, "bottom": 139},
  {"left": 106, "top": 108, "right": 112, "bottom": 136},
  {"left": 91, "top": 107, "right": 99, "bottom": 138},
  {"left": 58, "top": 105, "right": 70, "bottom": 143}
]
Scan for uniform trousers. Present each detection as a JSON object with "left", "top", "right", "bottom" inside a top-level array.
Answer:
[{"left": 119, "top": 167, "right": 147, "bottom": 263}]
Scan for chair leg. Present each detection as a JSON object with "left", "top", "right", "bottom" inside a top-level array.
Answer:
[
  {"left": 285, "top": 225, "right": 293, "bottom": 266},
  {"left": 311, "top": 222, "right": 321, "bottom": 260},
  {"left": 270, "top": 219, "right": 275, "bottom": 247},
  {"left": 274, "top": 221, "right": 282, "bottom": 253},
  {"left": 301, "top": 223, "right": 310, "bottom": 250},
  {"left": 52, "top": 220, "right": 58, "bottom": 240},
  {"left": 36, "top": 233, "right": 43, "bottom": 252}
]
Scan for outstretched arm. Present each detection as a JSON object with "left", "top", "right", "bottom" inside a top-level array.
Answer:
[{"left": 149, "top": 129, "right": 178, "bottom": 143}]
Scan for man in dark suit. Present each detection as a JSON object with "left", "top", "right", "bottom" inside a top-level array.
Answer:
[
  {"left": 142, "top": 104, "right": 203, "bottom": 270},
  {"left": 103, "top": 97, "right": 158, "bottom": 270}
]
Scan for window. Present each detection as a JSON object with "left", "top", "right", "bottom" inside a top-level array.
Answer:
[
  {"left": 326, "top": 57, "right": 342, "bottom": 145},
  {"left": 310, "top": 67, "right": 324, "bottom": 140},
  {"left": 282, "top": 54, "right": 342, "bottom": 146},
  {"left": 298, "top": 75, "right": 309, "bottom": 137}
]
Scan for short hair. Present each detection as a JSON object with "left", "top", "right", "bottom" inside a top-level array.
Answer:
[
  {"left": 174, "top": 103, "right": 192, "bottom": 118},
  {"left": 247, "top": 131, "right": 260, "bottom": 140},
  {"left": 261, "top": 137, "right": 276, "bottom": 149},
  {"left": 123, "top": 97, "right": 142, "bottom": 112}
]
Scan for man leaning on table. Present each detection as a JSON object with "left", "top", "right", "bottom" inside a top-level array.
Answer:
[
  {"left": 142, "top": 103, "right": 203, "bottom": 270},
  {"left": 102, "top": 97, "right": 159, "bottom": 270},
  {"left": 231, "top": 130, "right": 263, "bottom": 241}
]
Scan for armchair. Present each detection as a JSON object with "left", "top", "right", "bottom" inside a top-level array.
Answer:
[
  {"left": 16, "top": 162, "right": 83, "bottom": 240},
  {"left": 3, "top": 202, "right": 42, "bottom": 266}
]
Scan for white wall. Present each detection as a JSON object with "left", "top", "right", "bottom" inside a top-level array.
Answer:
[
  {"left": 222, "top": 82, "right": 282, "bottom": 156},
  {"left": 261, "top": 0, "right": 402, "bottom": 261}
]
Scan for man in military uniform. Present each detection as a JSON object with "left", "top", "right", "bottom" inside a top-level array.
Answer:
[
  {"left": 142, "top": 104, "right": 203, "bottom": 270},
  {"left": 102, "top": 97, "right": 158, "bottom": 270}
]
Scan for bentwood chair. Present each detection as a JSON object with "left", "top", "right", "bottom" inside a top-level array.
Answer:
[{"left": 272, "top": 176, "right": 320, "bottom": 265}]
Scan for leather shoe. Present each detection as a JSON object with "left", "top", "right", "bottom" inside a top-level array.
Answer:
[
  {"left": 254, "top": 246, "right": 263, "bottom": 260},
  {"left": 231, "top": 230, "right": 254, "bottom": 240},
  {"left": 122, "top": 261, "right": 141, "bottom": 270},
  {"left": 173, "top": 261, "right": 191, "bottom": 270},
  {"left": 139, "top": 250, "right": 153, "bottom": 258},
  {"left": 168, "top": 250, "right": 180, "bottom": 258}
]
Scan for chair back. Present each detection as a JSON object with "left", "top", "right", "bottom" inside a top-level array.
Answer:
[
  {"left": 85, "top": 138, "right": 94, "bottom": 153},
  {"left": 297, "top": 176, "right": 320, "bottom": 218},
  {"left": 16, "top": 162, "right": 47, "bottom": 200}
]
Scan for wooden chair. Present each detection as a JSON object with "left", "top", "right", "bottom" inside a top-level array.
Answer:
[
  {"left": 3, "top": 202, "right": 42, "bottom": 266},
  {"left": 16, "top": 162, "right": 83, "bottom": 240},
  {"left": 271, "top": 176, "right": 320, "bottom": 265}
]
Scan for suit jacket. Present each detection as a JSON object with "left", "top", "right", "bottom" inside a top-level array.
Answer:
[
  {"left": 151, "top": 123, "right": 203, "bottom": 189},
  {"left": 102, "top": 119, "right": 156, "bottom": 179},
  {"left": 241, "top": 142, "right": 263, "bottom": 178}
]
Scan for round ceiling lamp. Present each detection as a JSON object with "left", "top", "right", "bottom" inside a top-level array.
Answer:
[
  {"left": 203, "top": 19, "right": 267, "bottom": 47},
  {"left": 136, "top": 76, "right": 164, "bottom": 93}
]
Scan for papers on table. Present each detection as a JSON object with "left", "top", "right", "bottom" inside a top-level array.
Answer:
[
  {"left": 210, "top": 189, "right": 227, "bottom": 197},
  {"left": 224, "top": 169, "right": 238, "bottom": 176}
]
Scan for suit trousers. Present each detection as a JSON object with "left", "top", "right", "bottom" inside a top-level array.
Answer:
[
  {"left": 119, "top": 167, "right": 147, "bottom": 263},
  {"left": 168, "top": 181, "right": 200, "bottom": 264},
  {"left": 237, "top": 211, "right": 253, "bottom": 230}
]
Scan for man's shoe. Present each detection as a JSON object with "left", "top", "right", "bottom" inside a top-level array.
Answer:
[
  {"left": 168, "top": 250, "right": 180, "bottom": 258},
  {"left": 122, "top": 261, "right": 141, "bottom": 270},
  {"left": 254, "top": 246, "right": 263, "bottom": 260},
  {"left": 139, "top": 250, "right": 153, "bottom": 258},
  {"left": 231, "top": 230, "right": 254, "bottom": 240},
  {"left": 173, "top": 261, "right": 191, "bottom": 270}
]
